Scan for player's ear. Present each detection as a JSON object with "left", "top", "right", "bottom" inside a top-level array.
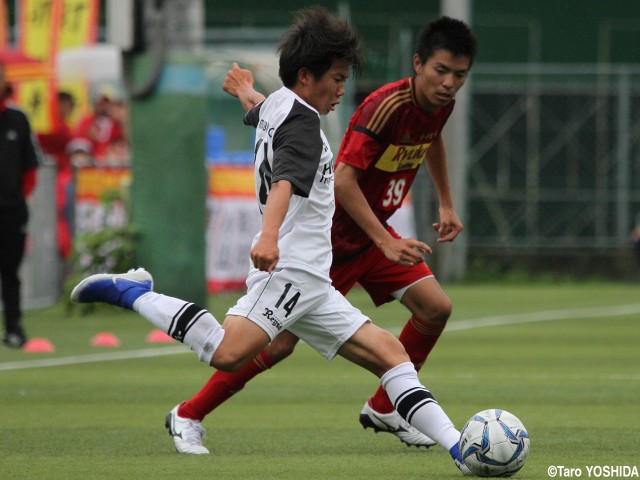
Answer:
[
  {"left": 297, "top": 67, "right": 313, "bottom": 86},
  {"left": 413, "top": 54, "right": 424, "bottom": 73}
]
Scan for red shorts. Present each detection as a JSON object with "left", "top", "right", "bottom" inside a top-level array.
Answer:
[{"left": 330, "top": 227, "right": 433, "bottom": 306}]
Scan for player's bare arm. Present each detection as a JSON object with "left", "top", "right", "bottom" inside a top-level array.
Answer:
[
  {"left": 424, "top": 135, "right": 463, "bottom": 242},
  {"left": 222, "top": 62, "right": 266, "bottom": 112},
  {"left": 251, "top": 180, "right": 293, "bottom": 272},
  {"left": 334, "top": 163, "right": 431, "bottom": 267}
]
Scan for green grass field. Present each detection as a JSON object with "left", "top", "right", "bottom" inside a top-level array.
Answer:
[{"left": 2, "top": 281, "right": 639, "bottom": 479}]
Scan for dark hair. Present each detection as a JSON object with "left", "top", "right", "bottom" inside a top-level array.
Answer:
[
  {"left": 415, "top": 16, "right": 478, "bottom": 67},
  {"left": 278, "top": 6, "right": 364, "bottom": 88},
  {"left": 58, "top": 91, "right": 75, "bottom": 105}
]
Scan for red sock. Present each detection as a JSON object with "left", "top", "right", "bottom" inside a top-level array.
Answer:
[
  {"left": 178, "top": 350, "right": 274, "bottom": 421},
  {"left": 369, "top": 317, "right": 445, "bottom": 414}
]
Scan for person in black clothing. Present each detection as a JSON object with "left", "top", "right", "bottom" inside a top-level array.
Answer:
[{"left": 0, "top": 61, "right": 41, "bottom": 348}]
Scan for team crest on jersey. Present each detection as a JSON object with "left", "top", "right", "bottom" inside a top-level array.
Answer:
[{"left": 374, "top": 142, "right": 431, "bottom": 172}]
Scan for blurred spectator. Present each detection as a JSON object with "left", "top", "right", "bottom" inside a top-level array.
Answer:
[
  {"left": 73, "top": 85, "right": 129, "bottom": 166},
  {"left": 0, "top": 61, "right": 41, "bottom": 348},
  {"left": 37, "top": 91, "right": 75, "bottom": 259},
  {"left": 37, "top": 91, "right": 75, "bottom": 173}
]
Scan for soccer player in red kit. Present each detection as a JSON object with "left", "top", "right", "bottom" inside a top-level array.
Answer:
[{"left": 166, "top": 16, "right": 477, "bottom": 454}]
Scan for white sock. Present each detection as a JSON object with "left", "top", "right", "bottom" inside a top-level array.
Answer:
[
  {"left": 381, "top": 361, "right": 460, "bottom": 451},
  {"left": 133, "top": 292, "right": 224, "bottom": 365}
]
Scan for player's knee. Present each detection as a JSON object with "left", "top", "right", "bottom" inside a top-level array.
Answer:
[
  {"left": 210, "top": 349, "right": 251, "bottom": 372},
  {"left": 412, "top": 295, "right": 452, "bottom": 326},
  {"left": 266, "top": 333, "right": 299, "bottom": 363}
]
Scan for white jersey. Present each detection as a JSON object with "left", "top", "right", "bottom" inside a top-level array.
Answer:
[{"left": 244, "top": 86, "right": 335, "bottom": 280}]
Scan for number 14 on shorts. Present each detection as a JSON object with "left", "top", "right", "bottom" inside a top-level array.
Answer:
[{"left": 262, "top": 282, "right": 301, "bottom": 329}]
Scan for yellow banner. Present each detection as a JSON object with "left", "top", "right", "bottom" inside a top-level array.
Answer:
[
  {"left": 76, "top": 168, "right": 132, "bottom": 201},
  {"left": 17, "top": 0, "right": 98, "bottom": 132},
  {"left": 59, "top": 0, "right": 98, "bottom": 50},
  {"left": 209, "top": 166, "right": 255, "bottom": 197},
  {"left": 20, "top": 0, "right": 98, "bottom": 61},
  {"left": 19, "top": 0, "right": 58, "bottom": 62},
  {"left": 16, "top": 79, "right": 53, "bottom": 133}
]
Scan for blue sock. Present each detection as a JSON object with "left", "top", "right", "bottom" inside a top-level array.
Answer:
[
  {"left": 449, "top": 442, "right": 463, "bottom": 462},
  {"left": 118, "top": 282, "right": 151, "bottom": 309}
]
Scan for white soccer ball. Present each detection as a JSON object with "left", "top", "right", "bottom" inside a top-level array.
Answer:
[{"left": 459, "top": 409, "right": 530, "bottom": 477}]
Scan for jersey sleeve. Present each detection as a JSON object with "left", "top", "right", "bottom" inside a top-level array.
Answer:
[
  {"left": 271, "top": 101, "right": 321, "bottom": 198},
  {"left": 243, "top": 100, "right": 264, "bottom": 128},
  {"left": 337, "top": 99, "right": 389, "bottom": 171}
]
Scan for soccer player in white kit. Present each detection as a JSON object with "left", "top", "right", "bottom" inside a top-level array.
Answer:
[{"left": 70, "top": 6, "right": 471, "bottom": 475}]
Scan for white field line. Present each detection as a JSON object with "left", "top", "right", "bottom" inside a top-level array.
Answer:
[
  {"left": 1, "top": 303, "right": 639, "bottom": 372},
  {"left": 445, "top": 303, "right": 640, "bottom": 332},
  {"left": 0, "top": 345, "right": 188, "bottom": 372}
]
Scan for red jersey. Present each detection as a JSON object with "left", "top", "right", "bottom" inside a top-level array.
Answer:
[
  {"left": 331, "top": 77, "right": 454, "bottom": 261},
  {"left": 37, "top": 116, "right": 73, "bottom": 175},
  {"left": 74, "top": 113, "right": 125, "bottom": 162}
]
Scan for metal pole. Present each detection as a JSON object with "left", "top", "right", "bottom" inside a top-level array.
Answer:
[
  {"left": 615, "top": 69, "right": 631, "bottom": 241},
  {"left": 438, "top": 0, "right": 471, "bottom": 281}
]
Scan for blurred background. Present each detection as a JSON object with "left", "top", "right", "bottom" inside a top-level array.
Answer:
[{"left": 2, "top": 0, "right": 639, "bottom": 310}]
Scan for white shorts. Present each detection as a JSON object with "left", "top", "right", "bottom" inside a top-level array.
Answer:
[{"left": 227, "top": 268, "right": 370, "bottom": 359}]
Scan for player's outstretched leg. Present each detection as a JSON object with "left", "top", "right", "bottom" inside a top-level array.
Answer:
[
  {"left": 165, "top": 404, "right": 209, "bottom": 454},
  {"left": 70, "top": 268, "right": 153, "bottom": 309},
  {"left": 359, "top": 400, "right": 437, "bottom": 448},
  {"left": 71, "top": 268, "right": 226, "bottom": 367}
]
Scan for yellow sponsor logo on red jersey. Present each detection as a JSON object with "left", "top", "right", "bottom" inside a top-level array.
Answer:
[{"left": 374, "top": 142, "right": 431, "bottom": 172}]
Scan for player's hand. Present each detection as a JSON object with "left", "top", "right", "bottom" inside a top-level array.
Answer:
[
  {"left": 380, "top": 237, "right": 431, "bottom": 267},
  {"left": 251, "top": 239, "right": 279, "bottom": 273},
  {"left": 432, "top": 208, "right": 463, "bottom": 242},
  {"left": 222, "top": 62, "right": 254, "bottom": 98}
]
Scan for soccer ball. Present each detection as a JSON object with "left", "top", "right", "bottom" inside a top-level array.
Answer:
[{"left": 459, "top": 409, "right": 530, "bottom": 477}]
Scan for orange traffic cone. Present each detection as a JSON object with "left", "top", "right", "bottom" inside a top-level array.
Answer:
[
  {"left": 146, "top": 329, "right": 174, "bottom": 343},
  {"left": 90, "top": 332, "right": 121, "bottom": 347},
  {"left": 22, "top": 337, "right": 56, "bottom": 353}
]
